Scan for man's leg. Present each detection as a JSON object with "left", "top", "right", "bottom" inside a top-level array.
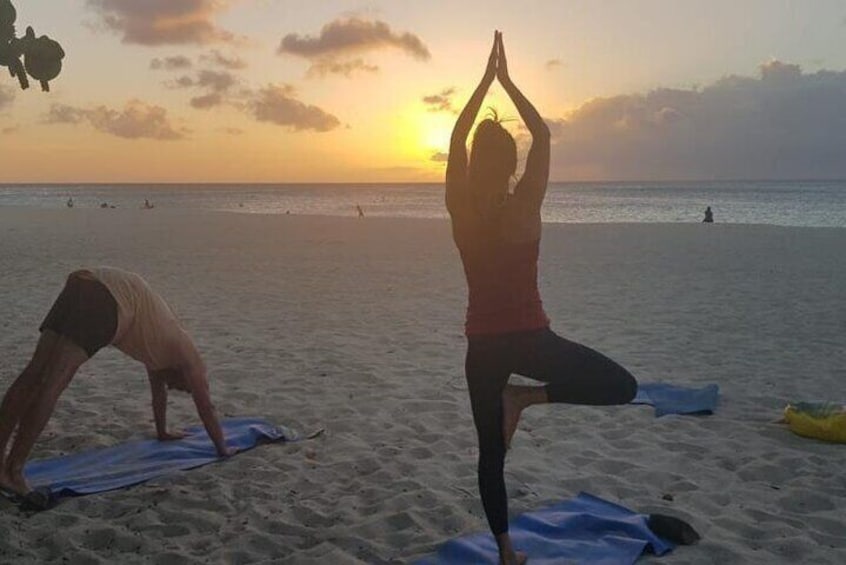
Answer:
[
  {"left": 0, "top": 331, "right": 60, "bottom": 468},
  {"left": 1, "top": 336, "right": 88, "bottom": 495}
]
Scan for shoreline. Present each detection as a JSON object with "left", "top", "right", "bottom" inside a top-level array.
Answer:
[{"left": 3, "top": 205, "right": 846, "bottom": 231}]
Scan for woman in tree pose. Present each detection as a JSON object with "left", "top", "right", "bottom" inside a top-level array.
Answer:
[{"left": 446, "top": 31, "right": 638, "bottom": 564}]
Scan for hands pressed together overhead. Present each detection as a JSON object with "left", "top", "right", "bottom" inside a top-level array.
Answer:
[{"left": 484, "top": 30, "right": 511, "bottom": 85}]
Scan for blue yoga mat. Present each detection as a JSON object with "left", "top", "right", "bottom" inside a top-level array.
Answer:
[
  {"left": 23, "top": 417, "right": 297, "bottom": 497},
  {"left": 631, "top": 383, "right": 719, "bottom": 417},
  {"left": 416, "top": 492, "right": 674, "bottom": 565}
]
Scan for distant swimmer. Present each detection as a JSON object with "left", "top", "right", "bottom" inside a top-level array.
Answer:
[
  {"left": 143, "top": 199, "right": 154, "bottom": 209},
  {"left": 703, "top": 206, "right": 714, "bottom": 223},
  {"left": 445, "top": 31, "right": 637, "bottom": 565},
  {"left": 0, "top": 267, "right": 235, "bottom": 499},
  {"left": 356, "top": 204, "right": 365, "bottom": 218},
  {"left": 66, "top": 197, "right": 73, "bottom": 208}
]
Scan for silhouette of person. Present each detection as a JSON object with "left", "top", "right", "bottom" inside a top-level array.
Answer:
[
  {"left": 0, "top": 267, "right": 234, "bottom": 498},
  {"left": 703, "top": 206, "right": 713, "bottom": 223},
  {"left": 446, "top": 32, "right": 637, "bottom": 565},
  {"left": 66, "top": 197, "right": 73, "bottom": 208},
  {"left": 356, "top": 204, "right": 365, "bottom": 218},
  {"left": 143, "top": 199, "right": 154, "bottom": 209}
]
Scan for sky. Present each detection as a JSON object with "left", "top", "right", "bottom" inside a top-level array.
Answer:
[{"left": 0, "top": 0, "right": 845, "bottom": 183}]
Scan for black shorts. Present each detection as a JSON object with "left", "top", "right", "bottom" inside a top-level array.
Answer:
[{"left": 39, "top": 271, "right": 118, "bottom": 358}]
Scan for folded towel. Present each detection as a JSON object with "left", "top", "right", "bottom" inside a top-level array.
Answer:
[{"left": 632, "top": 383, "right": 719, "bottom": 417}]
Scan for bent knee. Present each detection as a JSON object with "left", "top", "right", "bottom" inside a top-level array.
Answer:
[{"left": 618, "top": 372, "right": 638, "bottom": 404}]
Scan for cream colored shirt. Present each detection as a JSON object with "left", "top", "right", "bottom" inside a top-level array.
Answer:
[{"left": 91, "top": 267, "right": 192, "bottom": 371}]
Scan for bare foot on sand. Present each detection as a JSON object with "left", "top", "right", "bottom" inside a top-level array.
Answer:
[
  {"left": 506, "top": 550, "right": 527, "bottom": 565},
  {"left": 0, "top": 470, "right": 30, "bottom": 498},
  {"left": 496, "top": 531, "right": 528, "bottom": 564}
]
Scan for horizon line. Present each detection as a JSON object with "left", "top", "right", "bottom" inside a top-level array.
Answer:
[{"left": 2, "top": 178, "right": 846, "bottom": 187}]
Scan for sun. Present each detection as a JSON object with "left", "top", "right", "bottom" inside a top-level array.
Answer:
[
  {"left": 421, "top": 114, "right": 453, "bottom": 153},
  {"left": 390, "top": 107, "right": 455, "bottom": 173}
]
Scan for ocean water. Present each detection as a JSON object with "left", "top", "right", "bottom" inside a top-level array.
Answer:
[{"left": 1, "top": 181, "right": 844, "bottom": 228}]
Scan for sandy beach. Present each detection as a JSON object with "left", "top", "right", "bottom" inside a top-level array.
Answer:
[{"left": 0, "top": 207, "right": 844, "bottom": 564}]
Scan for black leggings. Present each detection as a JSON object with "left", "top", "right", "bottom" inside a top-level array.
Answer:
[{"left": 465, "top": 327, "right": 638, "bottom": 535}]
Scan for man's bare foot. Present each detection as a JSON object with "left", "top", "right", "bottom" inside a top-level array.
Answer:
[{"left": 0, "top": 470, "right": 30, "bottom": 498}]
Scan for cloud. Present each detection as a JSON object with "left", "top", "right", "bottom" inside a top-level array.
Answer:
[
  {"left": 430, "top": 152, "right": 448, "bottom": 162},
  {"left": 307, "top": 58, "right": 378, "bottom": 78},
  {"left": 0, "top": 85, "right": 14, "bottom": 110},
  {"left": 170, "top": 69, "right": 239, "bottom": 109},
  {"left": 200, "top": 50, "right": 248, "bottom": 70},
  {"left": 546, "top": 61, "right": 846, "bottom": 180},
  {"left": 220, "top": 126, "right": 243, "bottom": 135},
  {"left": 190, "top": 93, "right": 223, "bottom": 109},
  {"left": 194, "top": 69, "right": 238, "bottom": 91},
  {"left": 46, "top": 104, "right": 87, "bottom": 124},
  {"left": 87, "top": 0, "right": 236, "bottom": 45},
  {"left": 2, "top": 125, "right": 19, "bottom": 135},
  {"left": 422, "top": 88, "right": 456, "bottom": 113},
  {"left": 173, "top": 76, "right": 195, "bottom": 88},
  {"left": 46, "top": 100, "right": 185, "bottom": 140},
  {"left": 250, "top": 84, "right": 340, "bottom": 132},
  {"left": 150, "top": 55, "right": 193, "bottom": 70},
  {"left": 545, "top": 59, "right": 562, "bottom": 70},
  {"left": 278, "top": 17, "right": 430, "bottom": 77}
]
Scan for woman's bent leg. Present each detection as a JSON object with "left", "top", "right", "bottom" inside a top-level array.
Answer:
[{"left": 517, "top": 329, "right": 637, "bottom": 405}]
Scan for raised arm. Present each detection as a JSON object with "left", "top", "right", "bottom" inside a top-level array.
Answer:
[
  {"left": 496, "top": 33, "right": 550, "bottom": 208},
  {"left": 446, "top": 31, "right": 499, "bottom": 214}
]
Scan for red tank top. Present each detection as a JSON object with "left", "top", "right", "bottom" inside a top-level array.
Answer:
[{"left": 457, "top": 231, "right": 550, "bottom": 336}]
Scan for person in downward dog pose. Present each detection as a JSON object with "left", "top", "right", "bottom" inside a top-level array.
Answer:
[
  {"left": 446, "top": 31, "right": 638, "bottom": 564},
  {"left": 0, "top": 267, "right": 233, "bottom": 498}
]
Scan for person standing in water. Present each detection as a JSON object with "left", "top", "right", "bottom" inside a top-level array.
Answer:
[{"left": 446, "top": 32, "right": 638, "bottom": 565}]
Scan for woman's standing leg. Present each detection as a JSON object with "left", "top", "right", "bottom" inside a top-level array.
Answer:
[{"left": 465, "top": 335, "right": 520, "bottom": 558}]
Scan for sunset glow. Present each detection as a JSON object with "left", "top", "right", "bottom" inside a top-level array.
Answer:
[{"left": 1, "top": 1, "right": 845, "bottom": 183}]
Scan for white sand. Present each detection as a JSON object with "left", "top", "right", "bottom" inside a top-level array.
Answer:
[{"left": 0, "top": 207, "right": 844, "bottom": 564}]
